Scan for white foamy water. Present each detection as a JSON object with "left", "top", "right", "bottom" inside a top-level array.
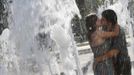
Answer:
[{"left": 0, "top": 0, "right": 83, "bottom": 75}]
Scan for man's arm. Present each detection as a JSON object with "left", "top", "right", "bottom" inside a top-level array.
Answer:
[{"left": 95, "top": 49, "right": 119, "bottom": 62}]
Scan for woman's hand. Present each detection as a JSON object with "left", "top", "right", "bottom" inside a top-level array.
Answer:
[{"left": 95, "top": 55, "right": 106, "bottom": 63}]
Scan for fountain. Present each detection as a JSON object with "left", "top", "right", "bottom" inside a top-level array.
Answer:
[{"left": 0, "top": 0, "right": 83, "bottom": 75}]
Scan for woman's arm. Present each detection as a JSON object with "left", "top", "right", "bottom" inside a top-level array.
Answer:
[{"left": 99, "top": 24, "right": 119, "bottom": 39}]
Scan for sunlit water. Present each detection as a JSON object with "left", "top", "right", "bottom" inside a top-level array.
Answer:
[{"left": 0, "top": 0, "right": 83, "bottom": 75}]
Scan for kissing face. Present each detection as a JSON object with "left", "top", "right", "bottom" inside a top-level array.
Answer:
[
  {"left": 101, "top": 16, "right": 112, "bottom": 27},
  {"left": 96, "top": 18, "right": 102, "bottom": 26}
]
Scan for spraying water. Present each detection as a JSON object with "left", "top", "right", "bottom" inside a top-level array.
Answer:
[{"left": 0, "top": 0, "right": 83, "bottom": 75}]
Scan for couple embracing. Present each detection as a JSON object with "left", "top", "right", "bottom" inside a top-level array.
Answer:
[{"left": 86, "top": 9, "right": 131, "bottom": 75}]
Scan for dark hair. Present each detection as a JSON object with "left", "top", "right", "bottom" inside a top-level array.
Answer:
[
  {"left": 85, "top": 14, "right": 97, "bottom": 41},
  {"left": 85, "top": 14, "right": 97, "bottom": 32},
  {"left": 102, "top": 9, "right": 117, "bottom": 26}
]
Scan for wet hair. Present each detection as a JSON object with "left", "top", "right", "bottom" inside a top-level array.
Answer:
[
  {"left": 85, "top": 14, "right": 97, "bottom": 33},
  {"left": 102, "top": 9, "right": 117, "bottom": 26},
  {"left": 85, "top": 14, "right": 97, "bottom": 40}
]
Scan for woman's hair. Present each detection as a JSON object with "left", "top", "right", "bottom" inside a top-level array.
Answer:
[
  {"left": 86, "top": 14, "right": 97, "bottom": 32},
  {"left": 85, "top": 14, "right": 97, "bottom": 40}
]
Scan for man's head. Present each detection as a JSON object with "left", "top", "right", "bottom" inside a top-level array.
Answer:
[
  {"left": 85, "top": 14, "right": 97, "bottom": 32},
  {"left": 101, "top": 9, "right": 117, "bottom": 27}
]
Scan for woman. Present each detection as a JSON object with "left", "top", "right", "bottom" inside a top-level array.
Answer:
[{"left": 85, "top": 13, "right": 119, "bottom": 75}]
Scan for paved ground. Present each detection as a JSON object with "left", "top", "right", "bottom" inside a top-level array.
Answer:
[{"left": 77, "top": 42, "right": 94, "bottom": 75}]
